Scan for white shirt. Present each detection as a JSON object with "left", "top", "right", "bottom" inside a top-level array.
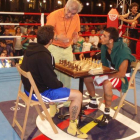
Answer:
[
  {"left": 29, "top": 38, "right": 37, "bottom": 43},
  {"left": 82, "top": 42, "right": 92, "bottom": 52},
  {"left": 89, "top": 36, "right": 99, "bottom": 48},
  {"left": 14, "top": 33, "right": 23, "bottom": 50}
]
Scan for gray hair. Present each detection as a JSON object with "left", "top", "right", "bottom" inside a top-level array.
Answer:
[{"left": 65, "top": 0, "right": 83, "bottom": 13}]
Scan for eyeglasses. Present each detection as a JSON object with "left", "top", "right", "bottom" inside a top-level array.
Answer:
[{"left": 67, "top": 8, "right": 77, "bottom": 16}]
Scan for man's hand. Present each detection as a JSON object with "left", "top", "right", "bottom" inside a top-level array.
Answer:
[
  {"left": 119, "top": 16, "right": 125, "bottom": 21},
  {"left": 131, "top": 21, "right": 137, "bottom": 28}
]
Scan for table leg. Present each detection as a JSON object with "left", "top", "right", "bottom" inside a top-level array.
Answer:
[{"left": 78, "top": 78, "right": 84, "bottom": 125}]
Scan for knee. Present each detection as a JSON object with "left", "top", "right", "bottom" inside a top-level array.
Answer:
[
  {"left": 76, "top": 91, "right": 82, "bottom": 100},
  {"left": 69, "top": 89, "right": 82, "bottom": 101},
  {"left": 103, "top": 80, "right": 112, "bottom": 90}
]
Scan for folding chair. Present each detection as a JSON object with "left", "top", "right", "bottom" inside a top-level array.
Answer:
[
  {"left": 99, "top": 61, "right": 140, "bottom": 119},
  {"left": 12, "top": 64, "right": 58, "bottom": 140}
]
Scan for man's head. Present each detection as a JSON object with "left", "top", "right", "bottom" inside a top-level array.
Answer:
[
  {"left": 100, "top": 27, "right": 119, "bottom": 45},
  {"left": 85, "top": 36, "right": 89, "bottom": 42},
  {"left": 2, "top": 49, "right": 7, "bottom": 56},
  {"left": 0, "top": 52, "right": 6, "bottom": 57},
  {"left": 91, "top": 29, "right": 96, "bottom": 35},
  {"left": 27, "top": 27, "right": 32, "bottom": 35},
  {"left": 65, "top": 0, "right": 83, "bottom": 19},
  {"left": 85, "top": 25, "right": 89, "bottom": 31},
  {"left": 37, "top": 25, "right": 54, "bottom": 45},
  {"left": 0, "top": 39, "right": 6, "bottom": 47},
  {"left": 129, "top": 2, "right": 139, "bottom": 14},
  {"left": 4, "top": 28, "right": 10, "bottom": 35}
]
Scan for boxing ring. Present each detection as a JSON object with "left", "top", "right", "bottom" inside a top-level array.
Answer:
[{"left": 0, "top": 11, "right": 140, "bottom": 140}]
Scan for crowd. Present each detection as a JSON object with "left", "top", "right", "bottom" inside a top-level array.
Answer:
[{"left": 0, "top": 15, "right": 40, "bottom": 67}]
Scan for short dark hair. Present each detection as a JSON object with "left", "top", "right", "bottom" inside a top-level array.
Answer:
[
  {"left": 37, "top": 25, "right": 54, "bottom": 45},
  {"left": 0, "top": 39, "right": 6, "bottom": 44},
  {"left": 105, "top": 27, "right": 119, "bottom": 42},
  {"left": 29, "top": 31, "right": 36, "bottom": 35},
  {"left": 129, "top": 2, "right": 139, "bottom": 11}
]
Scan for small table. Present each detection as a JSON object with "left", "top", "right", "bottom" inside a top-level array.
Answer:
[{"left": 55, "top": 64, "right": 116, "bottom": 125}]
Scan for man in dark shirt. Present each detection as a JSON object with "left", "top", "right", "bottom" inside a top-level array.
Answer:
[
  {"left": 0, "top": 39, "right": 13, "bottom": 56},
  {"left": 21, "top": 25, "right": 88, "bottom": 139},
  {"left": 119, "top": 2, "right": 139, "bottom": 54},
  {"left": 3, "top": 28, "right": 14, "bottom": 48},
  {"left": 83, "top": 27, "right": 135, "bottom": 127}
]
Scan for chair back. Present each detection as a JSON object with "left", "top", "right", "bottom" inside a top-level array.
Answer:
[{"left": 129, "top": 61, "right": 140, "bottom": 87}]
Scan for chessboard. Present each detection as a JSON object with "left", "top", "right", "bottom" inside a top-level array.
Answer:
[{"left": 55, "top": 58, "right": 103, "bottom": 77}]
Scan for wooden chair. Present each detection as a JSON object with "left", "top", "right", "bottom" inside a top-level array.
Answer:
[
  {"left": 99, "top": 61, "right": 140, "bottom": 119},
  {"left": 12, "top": 64, "right": 58, "bottom": 140}
]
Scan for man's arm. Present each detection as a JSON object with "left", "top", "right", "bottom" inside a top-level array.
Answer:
[
  {"left": 94, "top": 60, "right": 129, "bottom": 85},
  {"left": 118, "top": 13, "right": 129, "bottom": 19},
  {"left": 119, "top": 13, "right": 140, "bottom": 23},
  {"left": 108, "top": 60, "right": 128, "bottom": 79},
  {"left": 37, "top": 53, "right": 63, "bottom": 89},
  {"left": 21, "top": 37, "right": 29, "bottom": 45}
]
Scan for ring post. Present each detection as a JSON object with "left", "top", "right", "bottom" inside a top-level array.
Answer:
[
  {"left": 41, "top": 13, "right": 44, "bottom": 27},
  {"left": 107, "top": 8, "right": 119, "bottom": 28}
]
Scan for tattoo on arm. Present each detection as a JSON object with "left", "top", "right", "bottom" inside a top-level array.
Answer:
[{"left": 71, "top": 105, "right": 78, "bottom": 120}]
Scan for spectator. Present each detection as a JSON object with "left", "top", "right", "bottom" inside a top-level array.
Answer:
[
  {"left": 0, "top": 26, "right": 4, "bottom": 35},
  {"left": 3, "top": 28, "right": 14, "bottom": 48},
  {"left": 118, "top": 2, "right": 139, "bottom": 54},
  {"left": 0, "top": 52, "right": 11, "bottom": 68},
  {"left": 13, "top": 27, "right": 23, "bottom": 56},
  {"left": 83, "top": 25, "right": 91, "bottom": 34},
  {"left": 0, "top": 39, "right": 13, "bottom": 56},
  {"left": 98, "top": 25, "right": 104, "bottom": 34},
  {"left": 89, "top": 29, "right": 99, "bottom": 50},
  {"left": 73, "top": 31, "right": 85, "bottom": 53},
  {"left": 28, "top": 31, "right": 37, "bottom": 43},
  {"left": 33, "top": 26, "right": 38, "bottom": 35},
  {"left": 21, "top": 27, "right": 31, "bottom": 54},
  {"left": 79, "top": 36, "right": 92, "bottom": 59}
]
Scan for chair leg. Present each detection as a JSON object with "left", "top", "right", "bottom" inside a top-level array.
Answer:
[
  {"left": 133, "top": 79, "right": 137, "bottom": 114},
  {"left": 12, "top": 96, "right": 20, "bottom": 127},
  {"left": 37, "top": 98, "right": 58, "bottom": 134},
  {"left": 21, "top": 102, "right": 30, "bottom": 140},
  {"left": 120, "top": 91, "right": 123, "bottom": 97},
  {"left": 113, "top": 92, "right": 127, "bottom": 119},
  {"left": 34, "top": 105, "right": 45, "bottom": 120}
]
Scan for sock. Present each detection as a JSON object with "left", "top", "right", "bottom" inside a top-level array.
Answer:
[
  {"left": 68, "top": 119, "right": 88, "bottom": 139},
  {"left": 49, "top": 104, "right": 57, "bottom": 117},
  {"left": 104, "top": 108, "right": 110, "bottom": 115},
  {"left": 89, "top": 96, "right": 97, "bottom": 104},
  {"left": 70, "top": 119, "right": 78, "bottom": 124}
]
